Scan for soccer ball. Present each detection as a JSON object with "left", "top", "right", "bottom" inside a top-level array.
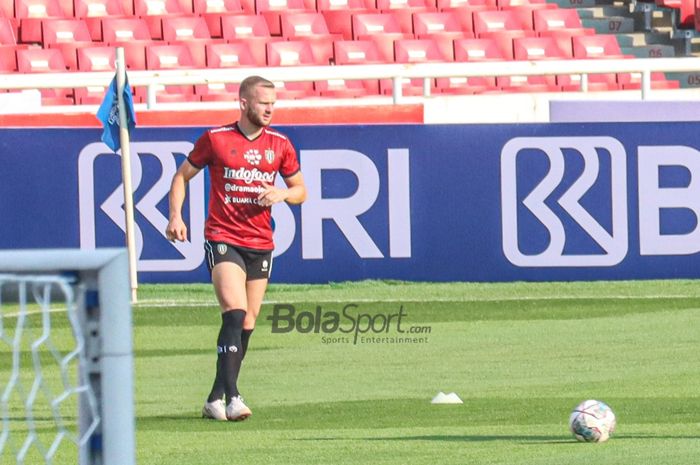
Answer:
[{"left": 569, "top": 399, "right": 616, "bottom": 443}]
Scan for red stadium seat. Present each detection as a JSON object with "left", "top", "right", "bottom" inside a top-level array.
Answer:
[
  {"left": 437, "top": 0, "right": 495, "bottom": 10},
  {"left": 318, "top": 0, "right": 374, "bottom": 40},
  {"left": 206, "top": 41, "right": 261, "bottom": 67},
  {"left": 538, "top": 28, "right": 591, "bottom": 57},
  {"left": 394, "top": 37, "right": 449, "bottom": 62},
  {"left": 16, "top": 47, "right": 67, "bottom": 72},
  {"left": 0, "top": 0, "right": 13, "bottom": 17},
  {"left": 41, "top": 18, "right": 92, "bottom": 43},
  {"left": 74, "top": 0, "right": 125, "bottom": 17},
  {"left": 352, "top": 12, "right": 404, "bottom": 38},
  {"left": 479, "top": 29, "right": 532, "bottom": 59},
  {"left": 102, "top": 18, "right": 153, "bottom": 42},
  {"left": 195, "top": 82, "right": 241, "bottom": 102},
  {"left": 513, "top": 35, "right": 566, "bottom": 59},
  {"left": 532, "top": 8, "right": 592, "bottom": 34},
  {"left": 0, "top": 45, "right": 18, "bottom": 71},
  {"left": 146, "top": 43, "right": 196, "bottom": 69},
  {"left": 473, "top": 9, "right": 531, "bottom": 36},
  {"left": 357, "top": 32, "right": 413, "bottom": 61},
  {"left": 444, "top": 37, "right": 504, "bottom": 93},
  {"left": 281, "top": 12, "right": 331, "bottom": 37},
  {"left": 193, "top": 0, "right": 245, "bottom": 37},
  {"left": 74, "top": 84, "right": 109, "bottom": 104},
  {"left": 412, "top": 11, "right": 465, "bottom": 34},
  {"left": 266, "top": 39, "right": 321, "bottom": 65},
  {"left": 280, "top": 13, "right": 339, "bottom": 64},
  {"left": 496, "top": 0, "right": 547, "bottom": 9},
  {"left": 221, "top": 14, "right": 271, "bottom": 65},
  {"left": 314, "top": 78, "right": 380, "bottom": 97},
  {"left": 620, "top": 72, "right": 681, "bottom": 90},
  {"left": 572, "top": 34, "right": 626, "bottom": 58},
  {"left": 0, "top": 17, "right": 17, "bottom": 45},
  {"left": 333, "top": 39, "right": 386, "bottom": 64},
  {"left": 135, "top": 84, "right": 198, "bottom": 103},
  {"left": 162, "top": 15, "right": 212, "bottom": 40},
  {"left": 658, "top": 0, "right": 694, "bottom": 28},
  {"left": 16, "top": 0, "right": 66, "bottom": 43},
  {"left": 77, "top": 45, "right": 116, "bottom": 71},
  {"left": 133, "top": 0, "right": 189, "bottom": 39},
  {"left": 377, "top": 0, "right": 434, "bottom": 33},
  {"left": 255, "top": 0, "right": 312, "bottom": 36}
]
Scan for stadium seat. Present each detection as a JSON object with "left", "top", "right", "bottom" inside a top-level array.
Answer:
[
  {"left": 394, "top": 37, "right": 449, "bottom": 62},
  {"left": 42, "top": 19, "right": 93, "bottom": 70},
  {"left": 0, "top": 0, "right": 13, "bottom": 17},
  {"left": 379, "top": 76, "right": 436, "bottom": 96},
  {"left": 0, "top": 45, "right": 18, "bottom": 71},
  {"left": 0, "top": 17, "right": 17, "bottom": 45},
  {"left": 221, "top": 14, "right": 272, "bottom": 65},
  {"left": 618, "top": 71, "right": 681, "bottom": 90},
  {"left": 73, "top": 84, "right": 109, "bottom": 104},
  {"left": 333, "top": 39, "right": 386, "bottom": 64},
  {"left": 193, "top": 0, "right": 245, "bottom": 37},
  {"left": 513, "top": 35, "right": 566, "bottom": 59},
  {"left": 318, "top": 0, "right": 374, "bottom": 41},
  {"left": 507, "top": 4, "right": 557, "bottom": 31},
  {"left": 437, "top": 0, "right": 495, "bottom": 8},
  {"left": 162, "top": 16, "right": 215, "bottom": 67},
  {"left": 272, "top": 80, "right": 317, "bottom": 99},
  {"left": 16, "top": 47, "right": 68, "bottom": 72},
  {"left": 102, "top": 18, "right": 153, "bottom": 42},
  {"left": 255, "top": 0, "right": 312, "bottom": 36},
  {"left": 377, "top": 0, "right": 434, "bottom": 33},
  {"left": 532, "top": 8, "right": 591, "bottom": 34},
  {"left": 135, "top": 83, "right": 198, "bottom": 102},
  {"left": 496, "top": 0, "right": 547, "bottom": 9},
  {"left": 538, "top": 28, "right": 591, "bottom": 58},
  {"left": 412, "top": 11, "right": 465, "bottom": 35},
  {"left": 352, "top": 12, "right": 404, "bottom": 38},
  {"left": 133, "top": 0, "right": 189, "bottom": 39},
  {"left": 74, "top": 0, "right": 125, "bottom": 17},
  {"left": 480, "top": 29, "right": 532, "bottom": 59},
  {"left": 473, "top": 9, "right": 532, "bottom": 36},
  {"left": 266, "top": 39, "right": 320, "bottom": 65},
  {"left": 16, "top": 0, "right": 67, "bottom": 43},
  {"left": 572, "top": 34, "right": 626, "bottom": 59},
  {"left": 146, "top": 43, "right": 196, "bottom": 69},
  {"left": 76, "top": 45, "right": 116, "bottom": 71},
  {"left": 357, "top": 32, "right": 413, "bottom": 61},
  {"left": 446, "top": 37, "right": 505, "bottom": 92},
  {"left": 280, "top": 13, "right": 340, "bottom": 64},
  {"left": 314, "top": 78, "right": 380, "bottom": 97},
  {"left": 206, "top": 41, "right": 261, "bottom": 67},
  {"left": 195, "top": 82, "right": 241, "bottom": 101}
]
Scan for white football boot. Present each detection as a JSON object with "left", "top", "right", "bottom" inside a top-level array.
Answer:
[
  {"left": 201, "top": 399, "right": 227, "bottom": 421},
  {"left": 226, "top": 396, "right": 252, "bottom": 421}
]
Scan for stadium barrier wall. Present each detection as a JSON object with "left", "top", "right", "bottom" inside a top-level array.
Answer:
[{"left": 1, "top": 123, "right": 699, "bottom": 283}]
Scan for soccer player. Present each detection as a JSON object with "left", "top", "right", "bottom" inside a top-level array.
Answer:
[{"left": 165, "top": 75, "right": 307, "bottom": 421}]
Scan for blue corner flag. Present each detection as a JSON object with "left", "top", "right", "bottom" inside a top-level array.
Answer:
[{"left": 96, "top": 75, "right": 136, "bottom": 152}]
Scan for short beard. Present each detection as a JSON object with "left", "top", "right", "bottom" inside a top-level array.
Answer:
[{"left": 247, "top": 108, "right": 269, "bottom": 128}]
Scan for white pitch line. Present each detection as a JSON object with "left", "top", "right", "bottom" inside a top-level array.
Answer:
[{"left": 132, "top": 294, "right": 698, "bottom": 308}]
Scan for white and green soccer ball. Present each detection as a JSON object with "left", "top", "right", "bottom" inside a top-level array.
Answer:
[{"left": 569, "top": 399, "right": 616, "bottom": 443}]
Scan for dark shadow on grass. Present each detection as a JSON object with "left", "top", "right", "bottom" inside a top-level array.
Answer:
[{"left": 294, "top": 433, "right": 700, "bottom": 444}]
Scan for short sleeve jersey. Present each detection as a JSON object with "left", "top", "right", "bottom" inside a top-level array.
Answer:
[{"left": 187, "top": 122, "right": 300, "bottom": 251}]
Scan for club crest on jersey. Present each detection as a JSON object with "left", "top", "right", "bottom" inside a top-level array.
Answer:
[
  {"left": 217, "top": 244, "right": 227, "bottom": 255},
  {"left": 244, "top": 149, "right": 262, "bottom": 166},
  {"left": 265, "top": 149, "right": 275, "bottom": 164}
]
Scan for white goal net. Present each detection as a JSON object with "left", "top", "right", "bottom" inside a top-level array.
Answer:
[{"left": 0, "top": 249, "right": 135, "bottom": 465}]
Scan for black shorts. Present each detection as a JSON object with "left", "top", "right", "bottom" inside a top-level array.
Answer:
[{"left": 204, "top": 241, "right": 273, "bottom": 280}]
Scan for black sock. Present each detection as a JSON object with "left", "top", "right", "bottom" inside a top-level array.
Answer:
[
  {"left": 207, "top": 309, "right": 246, "bottom": 403},
  {"left": 241, "top": 329, "right": 254, "bottom": 360}
]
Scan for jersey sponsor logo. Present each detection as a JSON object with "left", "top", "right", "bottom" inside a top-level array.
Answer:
[
  {"left": 210, "top": 126, "right": 235, "bottom": 134},
  {"left": 243, "top": 149, "right": 262, "bottom": 166},
  {"left": 264, "top": 128, "right": 288, "bottom": 141},
  {"left": 500, "top": 136, "right": 628, "bottom": 267},
  {"left": 223, "top": 166, "right": 275, "bottom": 184},
  {"left": 78, "top": 141, "right": 205, "bottom": 272}
]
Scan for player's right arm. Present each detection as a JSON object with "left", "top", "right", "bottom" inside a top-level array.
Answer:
[{"left": 166, "top": 160, "right": 201, "bottom": 242}]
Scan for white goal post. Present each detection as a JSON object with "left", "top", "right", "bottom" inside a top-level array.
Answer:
[{"left": 0, "top": 248, "right": 135, "bottom": 465}]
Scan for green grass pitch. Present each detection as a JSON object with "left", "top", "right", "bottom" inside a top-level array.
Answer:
[{"left": 2, "top": 279, "right": 700, "bottom": 464}]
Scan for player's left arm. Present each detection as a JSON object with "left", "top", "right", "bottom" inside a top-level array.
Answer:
[{"left": 258, "top": 172, "right": 307, "bottom": 207}]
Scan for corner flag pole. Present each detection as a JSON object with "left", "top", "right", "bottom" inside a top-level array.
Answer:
[{"left": 115, "top": 47, "right": 138, "bottom": 304}]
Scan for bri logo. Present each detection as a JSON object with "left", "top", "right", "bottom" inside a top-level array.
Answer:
[{"left": 500, "top": 137, "right": 628, "bottom": 267}]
